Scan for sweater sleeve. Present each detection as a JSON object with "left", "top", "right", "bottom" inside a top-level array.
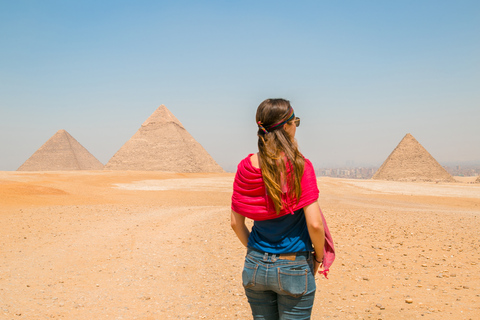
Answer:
[{"left": 300, "top": 159, "right": 319, "bottom": 204}]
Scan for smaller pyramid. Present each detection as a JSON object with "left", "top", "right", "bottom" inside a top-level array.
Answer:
[
  {"left": 18, "top": 130, "right": 104, "bottom": 171},
  {"left": 373, "top": 133, "right": 455, "bottom": 182},
  {"left": 105, "top": 105, "right": 224, "bottom": 172}
]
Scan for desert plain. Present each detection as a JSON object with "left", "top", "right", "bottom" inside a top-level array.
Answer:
[{"left": 1, "top": 171, "right": 479, "bottom": 320}]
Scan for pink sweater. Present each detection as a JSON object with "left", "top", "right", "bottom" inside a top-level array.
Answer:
[
  {"left": 231, "top": 154, "right": 319, "bottom": 220},
  {"left": 231, "top": 154, "right": 335, "bottom": 276}
]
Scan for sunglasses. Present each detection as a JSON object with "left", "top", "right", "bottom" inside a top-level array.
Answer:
[{"left": 294, "top": 117, "right": 300, "bottom": 127}]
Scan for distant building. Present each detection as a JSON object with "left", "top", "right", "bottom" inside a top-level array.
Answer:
[{"left": 316, "top": 167, "right": 377, "bottom": 179}]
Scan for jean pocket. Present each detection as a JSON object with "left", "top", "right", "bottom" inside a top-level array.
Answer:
[
  {"left": 278, "top": 266, "right": 309, "bottom": 297},
  {"left": 242, "top": 264, "right": 258, "bottom": 289}
]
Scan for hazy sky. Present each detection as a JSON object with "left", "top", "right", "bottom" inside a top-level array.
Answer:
[{"left": 1, "top": 0, "right": 479, "bottom": 172}]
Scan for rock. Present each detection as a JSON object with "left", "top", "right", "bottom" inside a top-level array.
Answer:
[{"left": 405, "top": 299, "right": 413, "bottom": 304}]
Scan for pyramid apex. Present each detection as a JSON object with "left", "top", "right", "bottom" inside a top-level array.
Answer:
[
  {"left": 154, "top": 104, "right": 173, "bottom": 115},
  {"left": 401, "top": 133, "right": 415, "bottom": 140},
  {"left": 142, "top": 105, "right": 182, "bottom": 127}
]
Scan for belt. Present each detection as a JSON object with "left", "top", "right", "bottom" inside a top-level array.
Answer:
[
  {"left": 279, "top": 252, "right": 297, "bottom": 261},
  {"left": 248, "top": 247, "right": 311, "bottom": 261}
]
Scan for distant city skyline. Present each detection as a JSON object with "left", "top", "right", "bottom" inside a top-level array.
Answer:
[{"left": 1, "top": 1, "right": 479, "bottom": 171}]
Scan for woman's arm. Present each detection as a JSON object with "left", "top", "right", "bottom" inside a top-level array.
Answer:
[
  {"left": 304, "top": 201, "right": 325, "bottom": 273},
  {"left": 230, "top": 210, "right": 250, "bottom": 247}
]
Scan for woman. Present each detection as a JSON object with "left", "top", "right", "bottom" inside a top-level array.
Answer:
[{"left": 231, "top": 98, "right": 331, "bottom": 319}]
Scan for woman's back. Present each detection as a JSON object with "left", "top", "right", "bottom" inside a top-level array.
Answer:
[{"left": 248, "top": 208, "right": 313, "bottom": 253}]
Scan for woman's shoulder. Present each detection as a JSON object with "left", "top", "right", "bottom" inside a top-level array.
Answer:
[
  {"left": 249, "top": 153, "right": 260, "bottom": 169},
  {"left": 235, "top": 153, "right": 261, "bottom": 173},
  {"left": 300, "top": 156, "right": 316, "bottom": 181},
  {"left": 298, "top": 154, "right": 314, "bottom": 170},
  {"left": 303, "top": 157, "right": 314, "bottom": 169}
]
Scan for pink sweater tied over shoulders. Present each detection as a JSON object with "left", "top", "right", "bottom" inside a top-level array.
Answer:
[{"left": 231, "top": 154, "right": 335, "bottom": 277}]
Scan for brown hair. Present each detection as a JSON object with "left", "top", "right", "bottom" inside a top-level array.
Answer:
[{"left": 256, "top": 98, "right": 305, "bottom": 213}]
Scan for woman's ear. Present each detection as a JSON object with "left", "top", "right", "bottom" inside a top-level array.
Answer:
[{"left": 284, "top": 121, "right": 296, "bottom": 139}]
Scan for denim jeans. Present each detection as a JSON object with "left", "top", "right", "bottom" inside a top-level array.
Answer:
[{"left": 242, "top": 248, "right": 316, "bottom": 320}]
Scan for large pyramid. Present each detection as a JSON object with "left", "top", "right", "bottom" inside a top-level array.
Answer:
[
  {"left": 372, "top": 133, "right": 455, "bottom": 182},
  {"left": 476, "top": 175, "right": 480, "bottom": 183},
  {"left": 18, "top": 130, "right": 104, "bottom": 171},
  {"left": 104, "top": 105, "right": 224, "bottom": 172}
]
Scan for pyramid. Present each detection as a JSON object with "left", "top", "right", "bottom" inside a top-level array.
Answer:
[
  {"left": 104, "top": 105, "right": 224, "bottom": 172},
  {"left": 476, "top": 175, "right": 480, "bottom": 183},
  {"left": 372, "top": 133, "right": 455, "bottom": 182},
  {"left": 18, "top": 130, "right": 104, "bottom": 171}
]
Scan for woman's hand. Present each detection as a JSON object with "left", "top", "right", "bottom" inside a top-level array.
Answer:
[
  {"left": 312, "top": 252, "right": 323, "bottom": 276},
  {"left": 313, "top": 259, "right": 321, "bottom": 275}
]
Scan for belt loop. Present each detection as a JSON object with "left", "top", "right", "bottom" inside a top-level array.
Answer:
[{"left": 263, "top": 252, "right": 268, "bottom": 261}]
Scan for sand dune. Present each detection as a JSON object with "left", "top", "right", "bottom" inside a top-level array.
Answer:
[{"left": 1, "top": 171, "right": 479, "bottom": 319}]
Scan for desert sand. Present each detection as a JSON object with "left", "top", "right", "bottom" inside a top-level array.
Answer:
[{"left": 1, "top": 171, "right": 479, "bottom": 319}]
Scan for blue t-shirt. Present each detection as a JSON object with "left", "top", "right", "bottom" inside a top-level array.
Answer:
[{"left": 247, "top": 208, "right": 313, "bottom": 254}]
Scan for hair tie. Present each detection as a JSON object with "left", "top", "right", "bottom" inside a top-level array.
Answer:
[
  {"left": 257, "top": 121, "right": 268, "bottom": 134},
  {"left": 262, "top": 106, "right": 295, "bottom": 132}
]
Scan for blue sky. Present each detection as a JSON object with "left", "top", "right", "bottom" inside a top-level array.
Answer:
[{"left": 1, "top": 0, "right": 479, "bottom": 172}]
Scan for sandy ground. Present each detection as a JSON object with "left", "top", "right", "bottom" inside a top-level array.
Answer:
[{"left": 0, "top": 171, "right": 479, "bottom": 320}]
